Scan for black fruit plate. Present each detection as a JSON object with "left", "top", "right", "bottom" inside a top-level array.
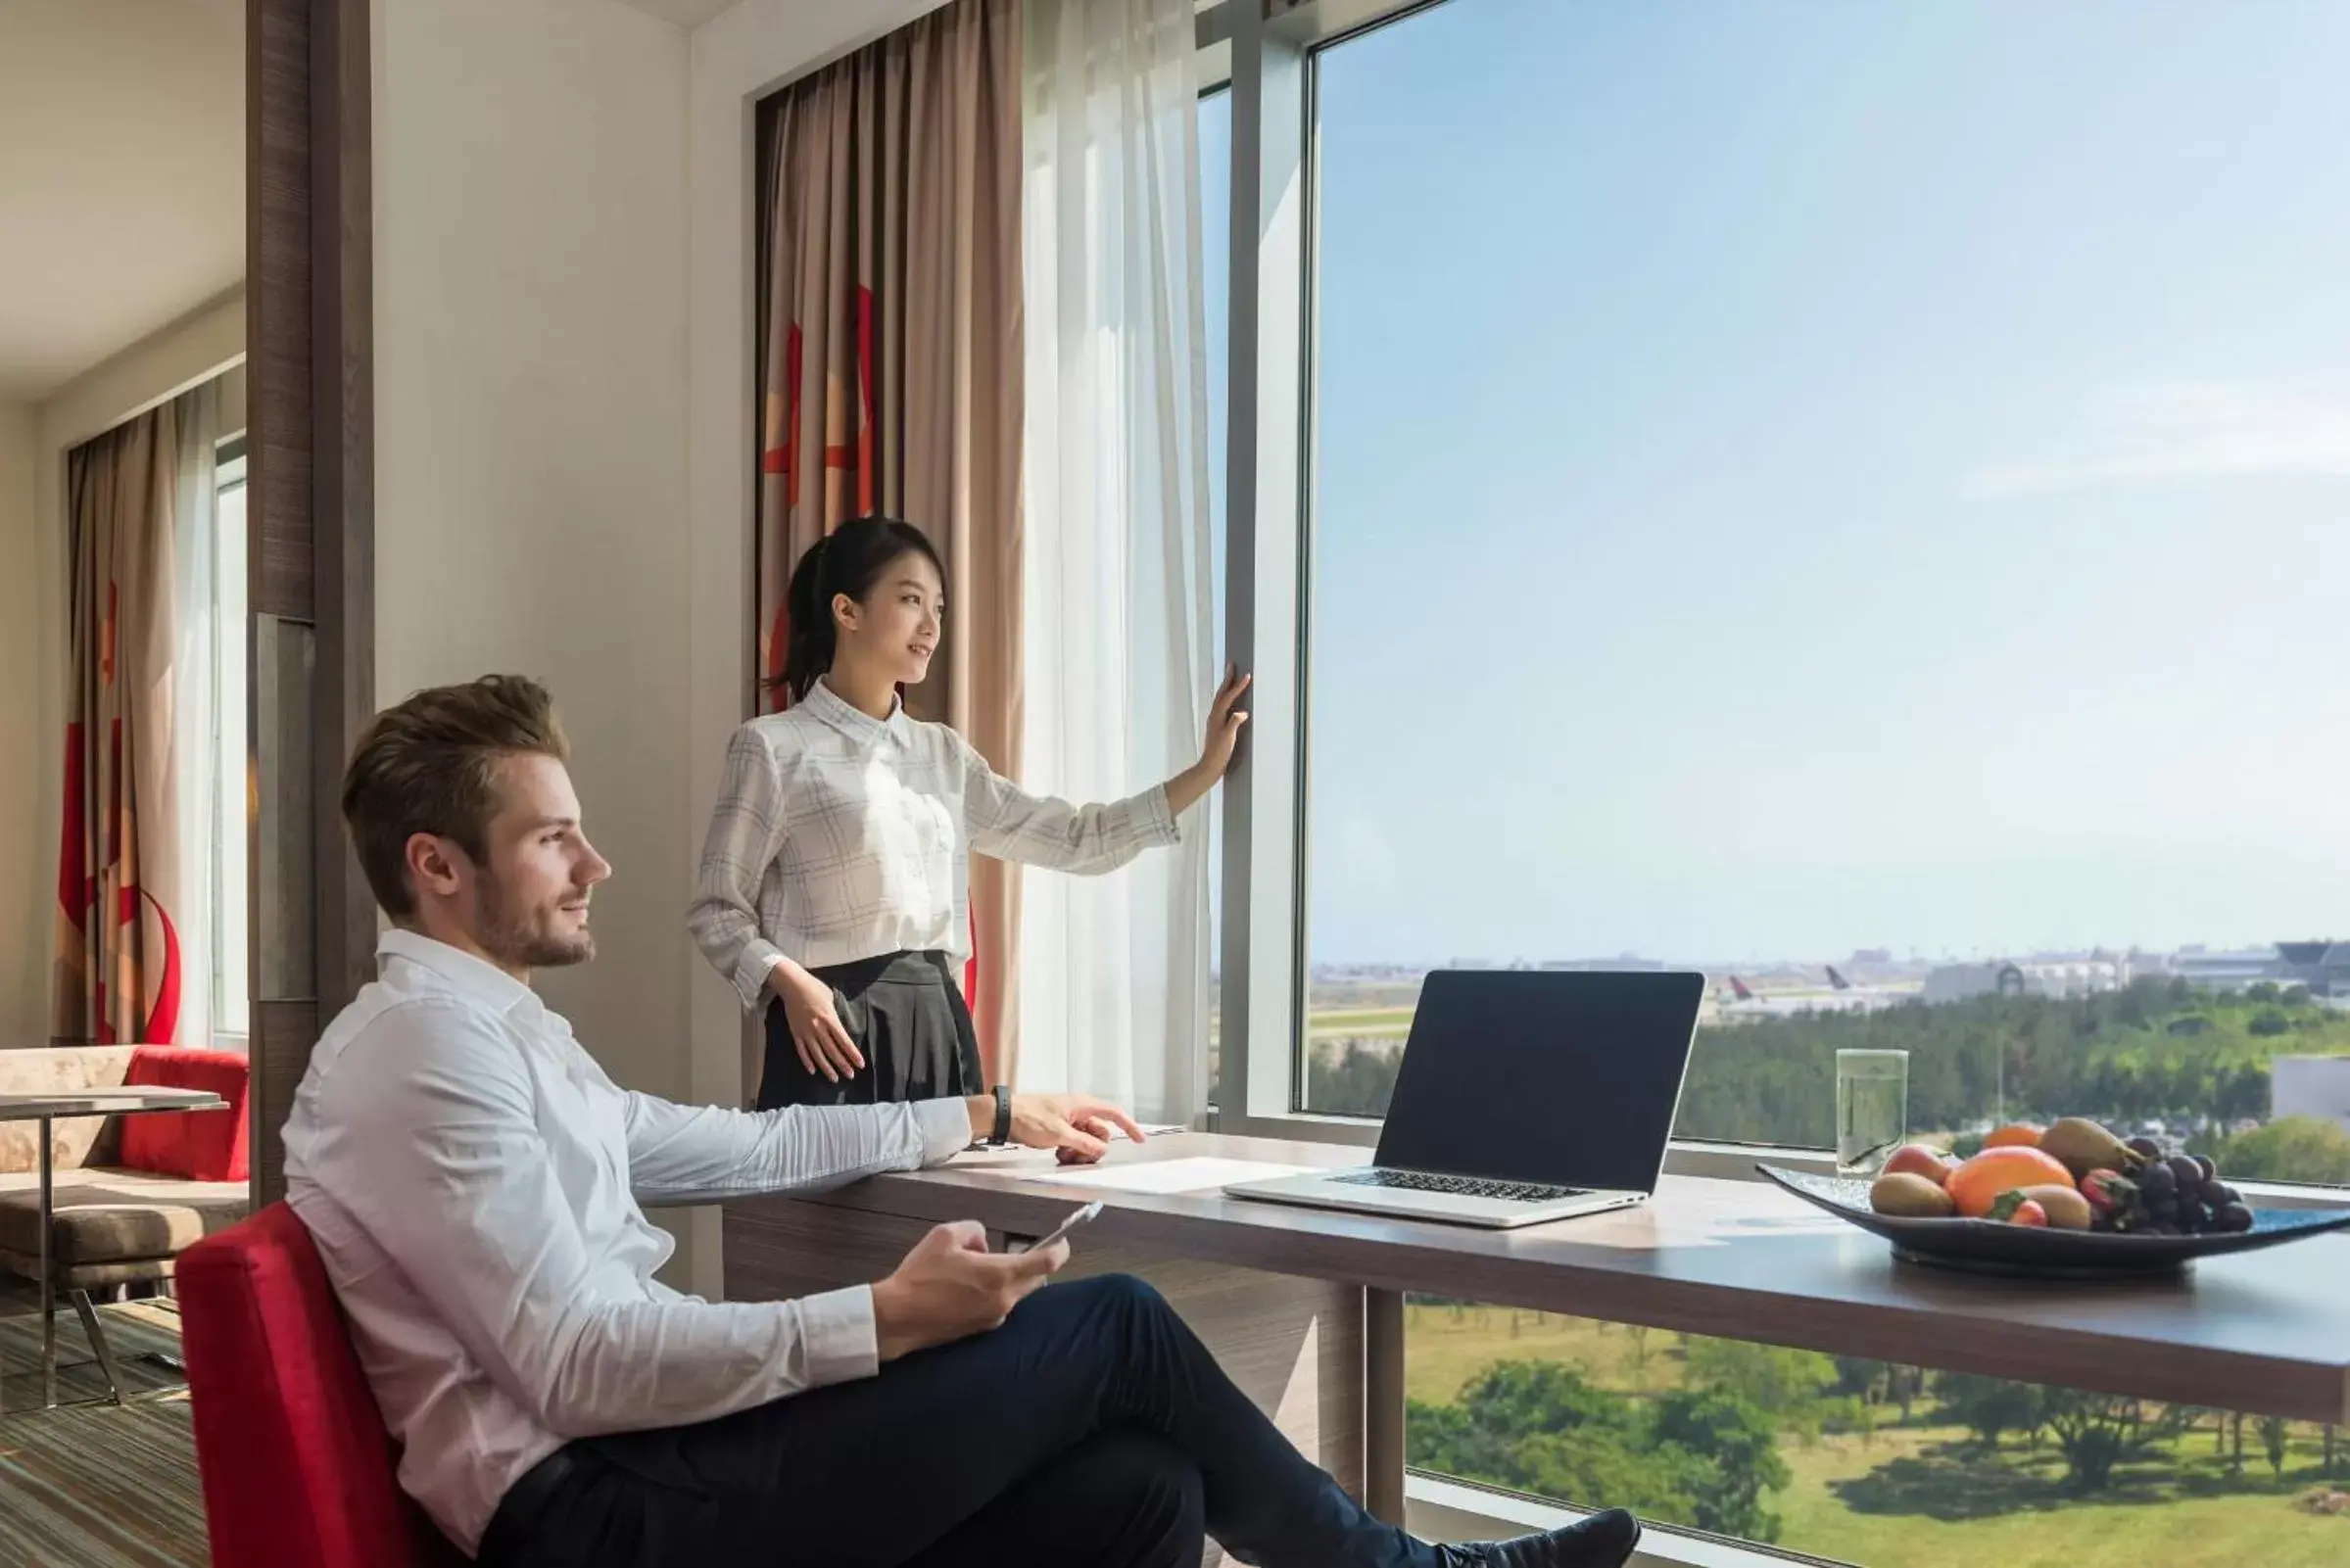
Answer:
[{"left": 1756, "top": 1164, "right": 2350, "bottom": 1279}]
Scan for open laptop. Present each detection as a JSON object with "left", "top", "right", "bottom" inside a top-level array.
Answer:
[{"left": 1224, "top": 969, "right": 1705, "bottom": 1229}]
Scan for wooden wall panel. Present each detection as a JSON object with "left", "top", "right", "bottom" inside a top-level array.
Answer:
[{"left": 249, "top": 0, "right": 373, "bottom": 1209}]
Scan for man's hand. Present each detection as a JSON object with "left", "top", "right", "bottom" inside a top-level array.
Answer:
[
  {"left": 870, "top": 1220, "right": 1067, "bottom": 1361},
  {"left": 965, "top": 1092, "right": 1148, "bottom": 1164}
]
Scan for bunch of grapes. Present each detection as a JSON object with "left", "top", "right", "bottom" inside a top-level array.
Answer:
[{"left": 2089, "top": 1137, "right": 2253, "bottom": 1235}]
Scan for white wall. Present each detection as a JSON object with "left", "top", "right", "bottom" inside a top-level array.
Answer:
[
  {"left": 368, "top": 0, "right": 944, "bottom": 1294},
  {"left": 0, "top": 402, "right": 41, "bottom": 1049},
  {"left": 371, "top": 0, "right": 697, "bottom": 1278},
  {"left": 8, "top": 290, "right": 247, "bottom": 1052}
]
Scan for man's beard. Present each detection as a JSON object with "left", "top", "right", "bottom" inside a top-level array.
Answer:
[{"left": 476, "top": 872, "right": 596, "bottom": 970}]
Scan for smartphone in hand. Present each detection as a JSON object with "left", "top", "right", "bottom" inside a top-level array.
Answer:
[{"left": 1009, "top": 1201, "right": 1102, "bottom": 1256}]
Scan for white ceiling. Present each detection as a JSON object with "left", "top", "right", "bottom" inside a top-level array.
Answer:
[
  {"left": 0, "top": 0, "right": 245, "bottom": 403},
  {"left": 609, "top": 0, "right": 743, "bottom": 27}
]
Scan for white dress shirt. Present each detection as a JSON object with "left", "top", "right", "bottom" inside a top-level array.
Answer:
[
  {"left": 689, "top": 678, "right": 1180, "bottom": 1010},
  {"left": 282, "top": 929, "right": 973, "bottom": 1554}
]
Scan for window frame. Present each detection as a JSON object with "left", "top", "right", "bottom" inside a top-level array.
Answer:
[
  {"left": 1196, "top": 0, "right": 2350, "bottom": 1205},
  {"left": 212, "top": 438, "right": 251, "bottom": 1048}
]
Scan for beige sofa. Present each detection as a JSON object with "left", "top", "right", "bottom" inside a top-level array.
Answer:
[{"left": 0, "top": 1044, "right": 250, "bottom": 1398}]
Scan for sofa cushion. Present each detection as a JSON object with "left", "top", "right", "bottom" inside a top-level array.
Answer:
[
  {"left": 0, "top": 1170, "right": 250, "bottom": 1271},
  {"left": 0, "top": 1044, "right": 136, "bottom": 1174},
  {"left": 120, "top": 1045, "right": 251, "bottom": 1181}
]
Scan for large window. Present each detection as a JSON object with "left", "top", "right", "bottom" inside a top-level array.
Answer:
[
  {"left": 1408, "top": 1298, "right": 2350, "bottom": 1566},
  {"left": 1184, "top": 0, "right": 2350, "bottom": 1558},
  {"left": 1274, "top": 0, "right": 2350, "bottom": 1194},
  {"left": 212, "top": 446, "right": 248, "bottom": 1041}
]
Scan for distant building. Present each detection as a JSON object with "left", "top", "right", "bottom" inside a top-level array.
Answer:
[
  {"left": 2164, "top": 940, "right": 2350, "bottom": 997},
  {"left": 2271, "top": 1056, "right": 2350, "bottom": 1136},
  {"left": 1924, "top": 962, "right": 2025, "bottom": 1003},
  {"left": 1923, "top": 957, "right": 2127, "bottom": 1003},
  {"left": 2273, "top": 942, "right": 2350, "bottom": 998},
  {"left": 2166, "top": 947, "right": 2287, "bottom": 991}
]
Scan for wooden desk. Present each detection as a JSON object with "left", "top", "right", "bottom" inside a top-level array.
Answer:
[{"left": 720, "top": 1131, "right": 2350, "bottom": 1540}]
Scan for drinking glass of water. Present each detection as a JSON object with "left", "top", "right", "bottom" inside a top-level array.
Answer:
[{"left": 1836, "top": 1049, "right": 1909, "bottom": 1177}]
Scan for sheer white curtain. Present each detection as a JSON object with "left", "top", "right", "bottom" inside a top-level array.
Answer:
[
  {"left": 168, "top": 384, "right": 220, "bottom": 1048},
  {"left": 1018, "top": 0, "right": 1214, "bottom": 1123}
]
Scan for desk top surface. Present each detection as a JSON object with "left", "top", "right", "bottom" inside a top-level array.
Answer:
[{"left": 748, "top": 1128, "right": 2350, "bottom": 1423}]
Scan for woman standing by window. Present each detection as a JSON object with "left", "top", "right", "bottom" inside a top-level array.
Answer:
[{"left": 691, "top": 516, "right": 1247, "bottom": 1114}]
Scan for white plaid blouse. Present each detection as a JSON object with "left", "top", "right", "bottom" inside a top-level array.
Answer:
[{"left": 689, "top": 679, "right": 1179, "bottom": 1011}]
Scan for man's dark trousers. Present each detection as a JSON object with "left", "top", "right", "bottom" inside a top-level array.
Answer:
[{"left": 479, "top": 1273, "right": 1434, "bottom": 1568}]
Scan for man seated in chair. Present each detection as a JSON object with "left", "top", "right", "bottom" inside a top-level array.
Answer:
[{"left": 283, "top": 675, "right": 1641, "bottom": 1568}]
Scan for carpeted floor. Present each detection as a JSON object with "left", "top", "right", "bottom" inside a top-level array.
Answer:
[{"left": 0, "top": 1300, "right": 209, "bottom": 1568}]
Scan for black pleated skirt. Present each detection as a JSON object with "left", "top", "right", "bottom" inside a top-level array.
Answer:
[{"left": 757, "top": 949, "right": 983, "bottom": 1110}]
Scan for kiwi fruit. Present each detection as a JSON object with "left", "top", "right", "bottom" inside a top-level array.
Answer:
[{"left": 1871, "top": 1171, "right": 1958, "bottom": 1218}]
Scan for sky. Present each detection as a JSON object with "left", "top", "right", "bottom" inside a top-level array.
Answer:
[{"left": 1202, "top": 0, "right": 2350, "bottom": 968}]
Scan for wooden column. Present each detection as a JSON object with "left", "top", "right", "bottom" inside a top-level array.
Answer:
[{"left": 248, "top": 0, "right": 373, "bottom": 1209}]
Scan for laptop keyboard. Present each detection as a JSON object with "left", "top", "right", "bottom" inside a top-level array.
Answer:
[{"left": 1331, "top": 1168, "right": 1593, "bottom": 1204}]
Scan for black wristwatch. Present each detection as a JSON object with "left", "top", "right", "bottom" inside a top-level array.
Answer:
[{"left": 990, "top": 1085, "right": 1013, "bottom": 1147}]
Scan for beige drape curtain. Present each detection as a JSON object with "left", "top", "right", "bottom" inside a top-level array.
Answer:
[
  {"left": 53, "top": 394, "right": 214, "bottom": 1046},
  {"left": 756, "top": 0, "right": 1027, "bottom": 1083}
]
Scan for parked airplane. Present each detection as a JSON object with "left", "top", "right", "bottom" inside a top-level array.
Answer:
[{"left": 1716, "top": 969, "right": 1906, "bottom": 1021}]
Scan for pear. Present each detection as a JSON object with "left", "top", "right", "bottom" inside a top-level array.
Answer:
[
  {"left": 2018, "top": 1183, "right": 2093, "bottom": 1230},
  {"left": 2038, "top": 1117, "right": 2143, "bottom": 1181}
]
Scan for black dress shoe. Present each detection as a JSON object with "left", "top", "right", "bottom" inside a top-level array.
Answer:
[{"left": 1434, "top": 1508, "right": 1642, "bottom": 1568}]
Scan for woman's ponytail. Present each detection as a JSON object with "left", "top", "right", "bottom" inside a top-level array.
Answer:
[{"left": 779, "top": 534, "right": 837, "bottom": 703}]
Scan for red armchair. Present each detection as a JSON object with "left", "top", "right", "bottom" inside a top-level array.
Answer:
[{"left": 178, "top": 1203, "right": 460, "bottom": 1568}]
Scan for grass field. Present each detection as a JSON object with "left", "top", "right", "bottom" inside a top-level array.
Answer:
[
  {"left": 1404, "top": 1305, "right": 2350, "bottom": 1567},
  {"left": 1307, "top": 1006, "right": 1415, "bottom": 1039}
]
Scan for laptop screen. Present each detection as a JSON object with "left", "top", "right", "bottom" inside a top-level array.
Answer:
[{"left": 1370, "top": 970, "right": 1705, "bottom": 1193}]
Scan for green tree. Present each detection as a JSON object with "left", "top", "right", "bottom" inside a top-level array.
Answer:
[
  {"left": 2216, "top": 1117, "right": 2350, "bottom": 1184},
  {"left": 1933, "top": 1372, "right": 2045, "bottom": 1451},
  {"left": 1511, "top": 1429, "right": 1708, "bottom": 1529},
  {"left": 1410, "top": 1360, "right": 1791, "bottom": 1544},
  {"left": 2259, "top": 1415, "right": 2290, "bottom": 1479},
  {"left": 1681, "top": 1338, "right": 1839, "bottom": 1441},
  {"left": 1651, "top": 1389, "right": 1791, "bottom": 1542},
  {"left": 2040, "top": 1392, "right": 2189, "bottom": 1493}
]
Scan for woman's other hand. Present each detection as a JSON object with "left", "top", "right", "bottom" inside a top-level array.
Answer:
[{"left": 770, "top": 961, "right": 866, "bottom": 1082}]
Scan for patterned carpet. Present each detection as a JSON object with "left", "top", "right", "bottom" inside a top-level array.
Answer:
[{"left": 0, "top": 1301, "right": 209, "bottom": 1568}]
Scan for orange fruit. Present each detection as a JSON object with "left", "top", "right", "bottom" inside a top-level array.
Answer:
[
  {"left": 1947, "top": 1147, "right": 2075, "bottom": 1217},
  {"left": 1984, "top": 1123, "right": 2045, "bottom": 1149}
]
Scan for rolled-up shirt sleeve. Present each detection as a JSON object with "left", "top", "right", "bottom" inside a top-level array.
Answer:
[
  {"left": 689, "top": 726, "right": 792, "bottom": 1012},
  {"left": 312, "top": 998, "right": 890, "bottom": 1438}
]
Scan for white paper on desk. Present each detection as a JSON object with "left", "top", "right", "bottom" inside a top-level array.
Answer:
[{"left": 1021, "top": 1157, "right": 1314, "bottom": 1195}]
